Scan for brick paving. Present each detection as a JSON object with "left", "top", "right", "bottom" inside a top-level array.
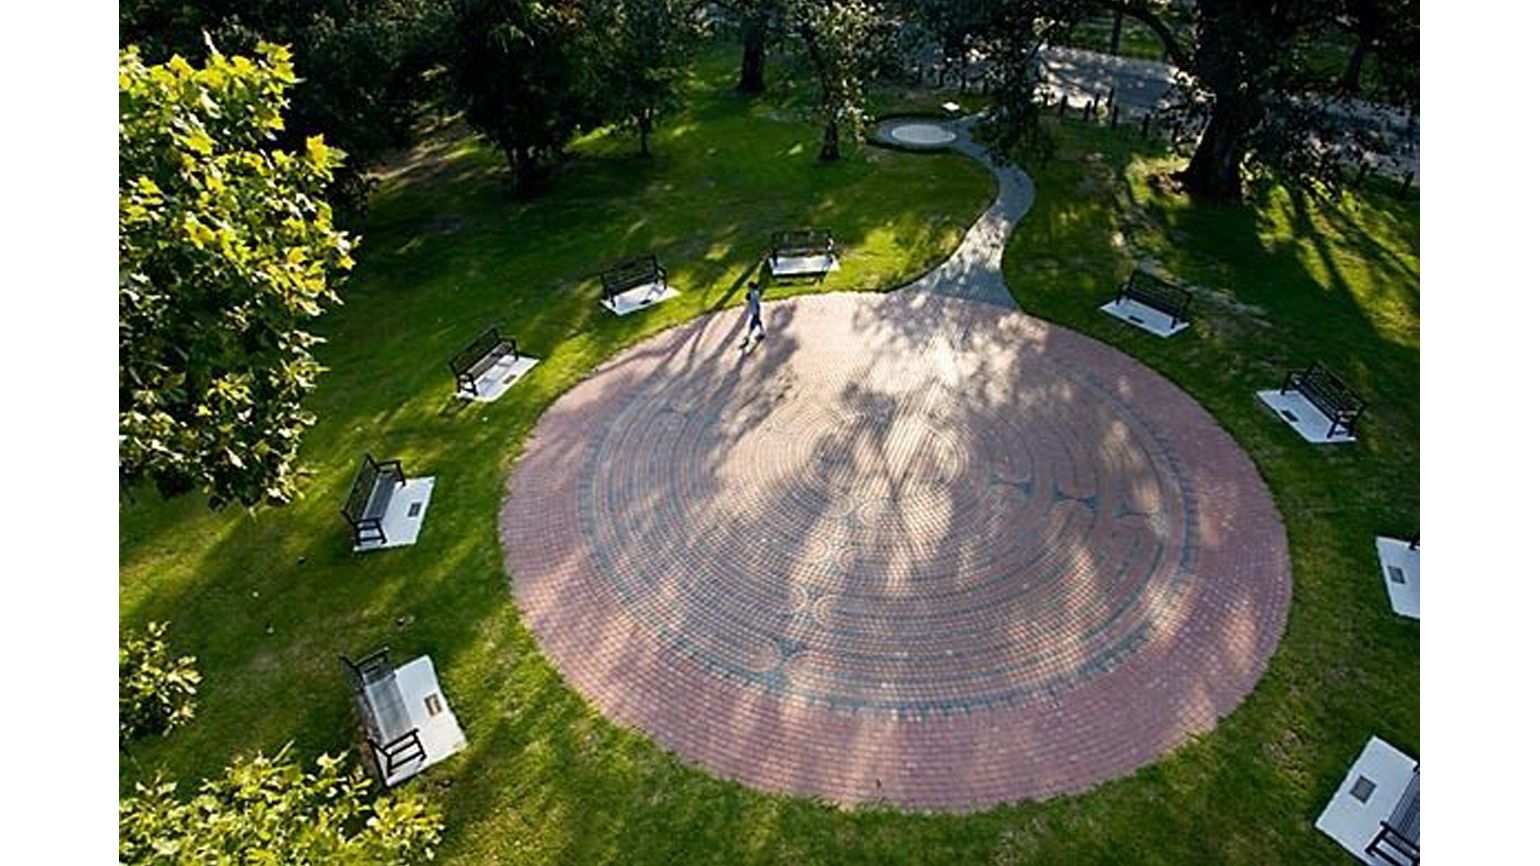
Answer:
[{"left": 499, "top": 289, "right": 1290, "bottom": 811}]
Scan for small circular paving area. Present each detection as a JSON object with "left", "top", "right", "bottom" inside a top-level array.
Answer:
[
  {"left": 500, "top": 291, "right": 1289, "bottom": 811},
  {"left": 890, "top": 122, "right": 957, "bottom": 146},
  {"left": 872, "top": 116, "right": 959, "bottom": 151}
]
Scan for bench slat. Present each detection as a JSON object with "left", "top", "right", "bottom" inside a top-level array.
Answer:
[
  {"left": 340, "top": 650, "right": 429, "bottom": 784},
  {"left": 363, "top": 475, "right": 395, "bottom": 521},
  {"left": 1121, "top": 271, "right": 1192, "bottom": 324},
  {"left": 449, "top": 328, "right": 517, "bottom": 395},
  {"left": 1281, "top": 362, "right": 1366, "bottom": 438},
  {"left": 341, "top": 454, "right": 404, "bottom": 544},
  {"left": 771, "top": 228, "right": 835, "bottom": 258},
  {"left": 601, "top": 255, "right": 666, "bottom": 299},
  {"left": 363, "top": 671, "right": 414, "bottom": 743},
  {"left": 1386, "top": 768, "right": 1419, "bottom": 840}
]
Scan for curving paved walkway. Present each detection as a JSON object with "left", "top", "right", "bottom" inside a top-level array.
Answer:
[
  {"left": 499, "top": 123, "right": 1290, "bottom": 811},
  {"left": 874, "top": 116, "right": 1034, "bottom": 310}
]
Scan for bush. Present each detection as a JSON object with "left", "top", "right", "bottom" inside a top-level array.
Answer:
[
  {"left": 120, "top": 621, "right": 201, "bottom": 746},
  {"left": 119, "top": 42, "right": 356, "bottom": 507},
  {"left": 119, "top": 749, "right": 444, "bottom": 865}
]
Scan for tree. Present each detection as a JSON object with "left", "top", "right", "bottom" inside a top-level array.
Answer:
[
  {"left": 593, "top": 0, "right": 700, "bottom": 156},
  {"left": 1336, "top": 0, "right": 1417, "bottom": 100},
  {"left": 120, "top": 43, "right": 357, "bottom": 507},
  {"left": 905, "top": 0, "right": 1003, "bottom": 85},
  {"left": 1095, "top": 0, "right": 1417, "bottom": 200},
  {"left": 786, "top": 0, "right": 886, "bottom": 160},
  {"left": 447, "top": 0, "right": 604, "bottom": 191},
  {"left": 120, "top": 622, "right": 201, "bottom": 746},
  {"left": 942, "top": 0, "right": 1083, "bottom": 162},
  {"left": 726, "top": 0, "right": 782, "bottom": 93},
  {"left": 119, "top": 1, "right": 449, "bottom": 218},
  {"left": 119, "top": 749, "right": 444, "bottom": 864}
]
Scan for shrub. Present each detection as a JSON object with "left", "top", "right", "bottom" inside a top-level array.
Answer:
[
  {"left": 120, "top": 621, "right": 201, "bottom": 745},
  {"left": 119, "top": 749, "right": 444, "bottom": 865}
]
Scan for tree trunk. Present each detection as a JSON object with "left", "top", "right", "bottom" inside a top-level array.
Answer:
[
  {"left": 513, "top": 145, "right": 541, "bottom": 194},
  {"left": 1109, "top": 12, "right": 1124, "bottom": 54},
  {"left": 738, "top": 15, "right": 766, "bottom": 94},
  {"left": 501, "top": 144, "right": 521, "bottom": 189},
  {"left": 1176, "top": 96, "right": 1251, "bottom": 201},
  {"left": 1341, "top": 34, "right": 1369, "bottom": 94},
  {"left": 819, "top": 118, "right": 840, "bottom": 161},
  {"left": 638, "top": 108, "right": 653, "bottom": 157}
]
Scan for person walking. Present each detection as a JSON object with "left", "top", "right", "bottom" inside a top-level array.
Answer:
[{"left": 739, "top": 280, "right": 766, "bottom": 349}]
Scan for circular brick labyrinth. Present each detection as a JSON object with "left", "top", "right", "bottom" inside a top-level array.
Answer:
[{"left": 500, "top": 292, "right": 1289, "bottom": 810}]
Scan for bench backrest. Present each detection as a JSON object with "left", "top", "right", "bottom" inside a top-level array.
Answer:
[
  {"left": 1122, "top": 270, "right": 1192, "bottom": 318},
  {"left": 1366, "top": 766, "right": 1420, "bottom": 864},
  {"left": 341, "top": 650, "right": 425, "bottom": 780},
  {"left": 1386, "top": 767, "right": 1419, "bottom": 843},
  {"left": 342, "top": 454, "right": 403, "bottom": 526},
  {"left": 1292, "top": 362, "right": 1366, "bottom": 417},
  {"left": 341, "top": 648, "right": 391, "bottom": 688},
  {"left": 601, "top": 255, "right": 665, "bottom": 299},
  {"left": 449, "top": 328, "right": 513, "bottom": 377},
  {"left": 341, "top": 649, "right": 396, "bottom": 740},
  {"left": 342, "top": 454, "right": 384, "bottom": 524},
  {"left": 772, "top": 229, "right": 835, "bottom": 257}
]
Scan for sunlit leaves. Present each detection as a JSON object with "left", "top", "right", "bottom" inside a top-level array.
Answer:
[
  {"left": 118, "top": 748, "right": 444, "bottom": 865},
  {"left": 120, "top": 43, "right": 355, "bottom": 508},
  {"left": 785, "top": 0, "right": 887, "bottom": 158},
  {"left": 120, "top": 622, "right": 202, "bottom": 746}
]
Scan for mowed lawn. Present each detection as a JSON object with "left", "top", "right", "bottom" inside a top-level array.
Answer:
[
  {"left": 997, "top": 121, "right": 1419, "bottom": 863},
  {"left": 120, "top": 48, "right": 1418, "bottom": 866}
]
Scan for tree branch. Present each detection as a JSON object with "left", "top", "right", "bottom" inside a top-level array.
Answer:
[{"left": 1091, "top": 1, "right": 1191, "bottom": 70}]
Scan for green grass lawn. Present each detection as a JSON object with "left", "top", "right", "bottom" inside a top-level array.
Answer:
[
  {"left": 121, "top": 47, "right": 1418, "bottom": 865},
  {"left": 1059, "top": 13, "right": 1194, "bottom": 63}
]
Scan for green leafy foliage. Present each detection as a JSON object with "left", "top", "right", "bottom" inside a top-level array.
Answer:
[
  {"left": 786, "top": 0, "right": 888, "bottom": 159},
  {"left": 119, "top": 43, "right": 356, "bottom": 507},
  {"left": 118, "top": 1, "right": 449, "bottom": 217},
  {"left": 965, "top": 0, "right": 1084, "bottom": 164},
  {"left": 1094, "top": 0, "right": 1419, "bottom": 199},
  {"left": 120, "top": 622, "right": 201, "bottom": 746},
  {"left": 119, "top": 749, "right": 444, "bottom": 865},
  {"left": 447, "top": 0, "right": 606, "bottom": 191},
  {"left": 590, "top": 0, "right": 701, "bottom": 156}
]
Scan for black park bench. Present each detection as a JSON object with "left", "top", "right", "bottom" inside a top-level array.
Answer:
[
  {"left": 769, "top": 228, "right": 837, "bottom": 277},
  {"left": 340, "top": 453, "right": 405, "bottom": 547},
  {"left": 1117, "top": 270, "right": 1193, "bottom": 329},
  {"left": 1365, "top": 765, "right": 1419, "bottom": 865},
  {"left": 340, "top": 649, "right": 428, "bottom": 785},
  {"left": 1280, "top": 361, "right": 1367, "bottom": 440},
  {"left": 600, "top": 254, "right": 668, "bottom": 304},
  {"left": 448, "top": 328, "right": 519, "bottom": 397}
]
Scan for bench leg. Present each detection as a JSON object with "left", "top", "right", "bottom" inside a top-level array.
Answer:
[{"left": 357, "top": 519, "right": 387, "bottom": 547}]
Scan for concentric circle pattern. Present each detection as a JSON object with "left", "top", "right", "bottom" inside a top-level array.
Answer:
[{"left": 501, "top": 292, "right": 1289, "bottom": 810}]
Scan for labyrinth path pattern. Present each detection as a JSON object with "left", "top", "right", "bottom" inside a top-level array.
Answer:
[{"left": 500, "top": 290, "right": 1289, "bottom": 810}]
